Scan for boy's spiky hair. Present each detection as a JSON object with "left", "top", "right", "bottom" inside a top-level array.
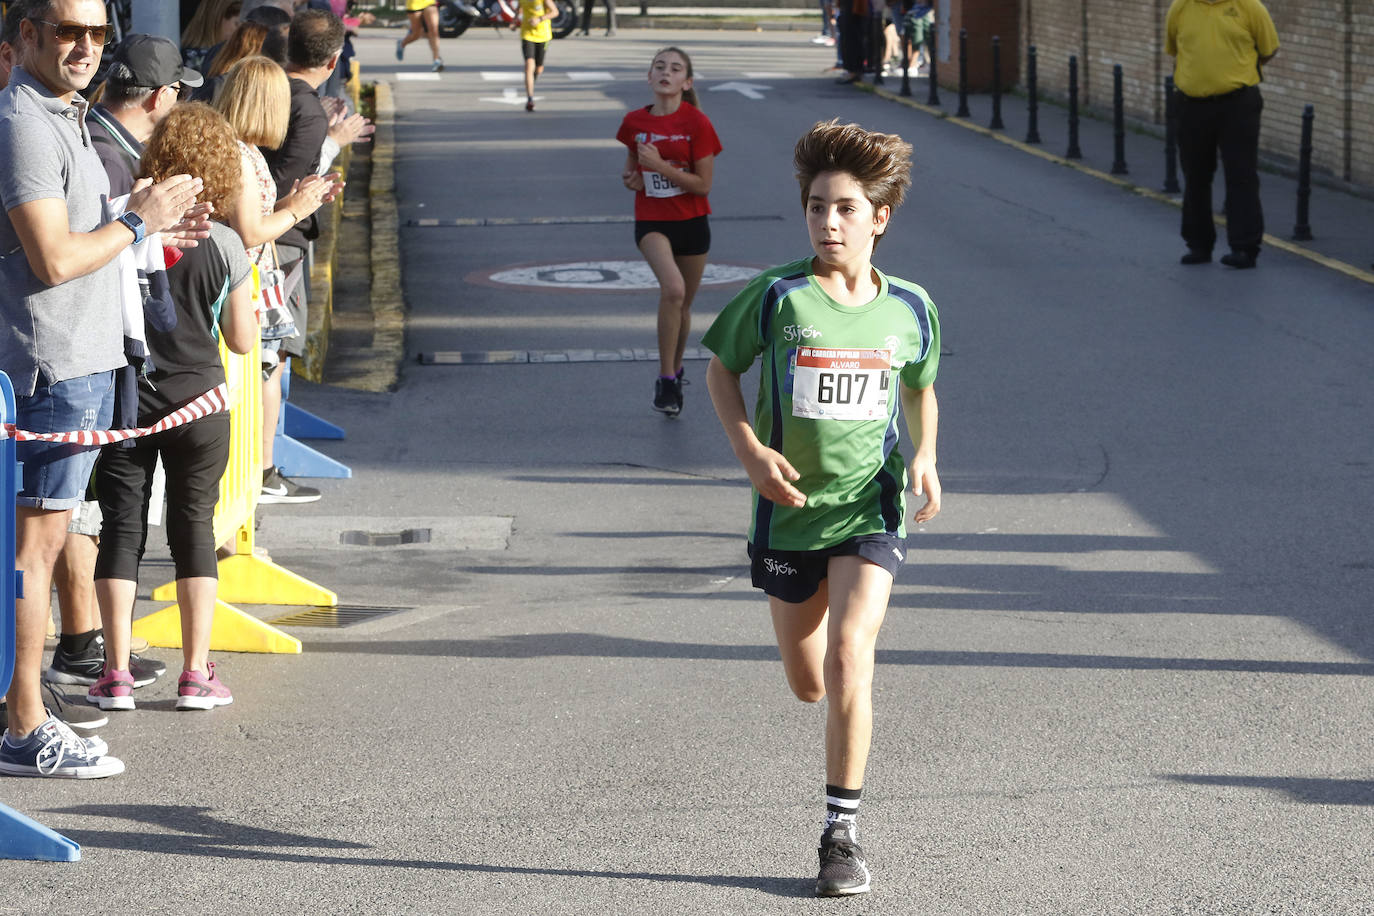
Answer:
[{"left": 794, "top": 119, "right": 913, "bottom": 215}]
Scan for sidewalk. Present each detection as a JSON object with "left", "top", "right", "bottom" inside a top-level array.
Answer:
[{"left": 853, "top": 67, "right": 1374, "bottom": 279}]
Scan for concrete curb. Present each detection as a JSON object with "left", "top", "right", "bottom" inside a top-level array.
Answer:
[
  {"left": 357, "top": 79, "right": 406, "bottom": 392},
  {"left": 856, "top": 80, "right": 1374, "bottom": 288},
  {"left": 316, "top": 79, "right": 405, "bottom": 394}
]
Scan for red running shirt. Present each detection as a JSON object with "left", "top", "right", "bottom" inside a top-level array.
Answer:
[{"left": 616, "top": 102, "right": 723, "bottom": 222}]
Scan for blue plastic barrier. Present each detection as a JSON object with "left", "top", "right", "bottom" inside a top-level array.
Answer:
[
  {"left": 272, "top": 361, "right": 351, "bottom": 479},
  {"left": 0, "top": 371, "right": 81, "bottom": 862}
]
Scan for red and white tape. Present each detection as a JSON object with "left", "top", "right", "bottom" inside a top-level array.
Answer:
[{"left": 1, "top": 384, "right": 229, "bottom": 445}]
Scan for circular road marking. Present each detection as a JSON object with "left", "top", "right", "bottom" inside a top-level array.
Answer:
[{"left": 467, "top": 260, "right": 761, "bottom": 292}]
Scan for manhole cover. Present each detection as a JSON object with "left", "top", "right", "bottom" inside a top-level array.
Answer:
[
  {"left": 339, "top": 528, "right": 432, "bottom": 547},
  {"left": 269, "top": 605, "right": 410, "bottom": 628}
]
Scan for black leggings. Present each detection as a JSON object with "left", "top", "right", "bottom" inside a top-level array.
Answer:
[{"left": 95, "top": 414, "right": 231, "bottom": 582}]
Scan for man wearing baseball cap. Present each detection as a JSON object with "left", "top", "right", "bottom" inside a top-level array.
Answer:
[{"left": 87, "top": 34, "right": 202, "bottom": 197}]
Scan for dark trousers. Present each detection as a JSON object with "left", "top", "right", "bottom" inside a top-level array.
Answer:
[
  {"left": 1175, "top": 84, "right": 1264, "bottom": 255},
  {"left": 580, "top": 0, "right": 615, "bottom": 32},
  {"left": 838, "top": 9, "right": 866, "bottom": 74},
  {"left": 95, "top": 414, "right": 231, "bottom": 582}
]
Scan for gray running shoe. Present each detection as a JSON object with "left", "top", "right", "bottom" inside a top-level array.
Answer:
[
  {"left": 815, "top": 820, "right": 870, "bottom": 897},
  {"left": 260, "top": 466, "right": 321, "bottom": 504}
]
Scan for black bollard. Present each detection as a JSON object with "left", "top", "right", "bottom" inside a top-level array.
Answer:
[
  {"left": 900, "top": 16, "right": 912, "bottom": 96},
  {"left": 926, "top": 19, "right": 940, "bottom": 106},
  {"left": 1025, "top": 45, "right": 1041, "bottom": 144},
  {"left": 1293, "top": 104, "right": 1315, "bottom": 240},
  {"left": 1111, "top": 63, "right": 1128, "bottom": 174},
  {"left": 1066, "top": 55, "right": 1082, "bottom": 159},
  {"left": 871, "top": 11, "right": 884, "bottom": 85},
  {"left": 990, "top": 36, "right": 1004, "bottom": 129},
  {"left": 1163, "top": 76, "right": 1180, "bottom": 193},
  {"left": 956, "top": 28, "right": 969, "bottom": 117}
]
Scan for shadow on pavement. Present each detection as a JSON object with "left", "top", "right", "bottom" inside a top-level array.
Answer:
[
  {"left": 46, "top": 805, "right": 806, "bottom": 894},
  {"left": 301, "top": 633, "right": 1374, "bottom": 676},
  {"left": 1159, "top": 775, "right": 1374, "bottom": 806}
]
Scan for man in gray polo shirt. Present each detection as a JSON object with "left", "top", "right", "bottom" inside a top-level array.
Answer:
[{"left": 0, "top": 0, "right": 207, "bottom": 779}]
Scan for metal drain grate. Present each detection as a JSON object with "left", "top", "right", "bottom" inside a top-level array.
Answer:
[
  {"left": 339, "top": 528, "right": 432, "bottom": 547},
  {"left": 268, "top": 605, "right": 410, "bottom": 628}
]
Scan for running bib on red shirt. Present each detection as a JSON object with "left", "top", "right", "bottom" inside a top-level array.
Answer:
[{"left": 616, "top": 103, "right": 722, "bottom": 221}]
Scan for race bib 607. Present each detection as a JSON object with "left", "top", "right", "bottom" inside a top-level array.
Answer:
[{"left": 791, "top": 347, "right": 892, "bottom": 420}]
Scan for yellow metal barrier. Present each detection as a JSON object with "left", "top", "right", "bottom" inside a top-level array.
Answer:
[{"left": 134, "top": 269, "right": 336, "bottom": 653}]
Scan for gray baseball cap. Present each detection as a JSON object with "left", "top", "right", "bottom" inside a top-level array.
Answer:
[{"left": 107, "top": 34, "right": 204, "bottom": 89}]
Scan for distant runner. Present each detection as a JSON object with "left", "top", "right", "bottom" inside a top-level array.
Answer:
[{"left": 615, "top": 46, "right": 720, "bottom": 417}]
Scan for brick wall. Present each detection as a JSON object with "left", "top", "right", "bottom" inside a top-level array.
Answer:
[{"left": 1012, "top": 0, "right": 1374, "bottom": 185}]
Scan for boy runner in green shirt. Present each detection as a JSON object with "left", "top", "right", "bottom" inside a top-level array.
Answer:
[{"left": 703, "top": 120, "right": 941, "bottom": 897}]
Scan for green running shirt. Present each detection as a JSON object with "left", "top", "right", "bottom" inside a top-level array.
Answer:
[{"left": 702, "top": 257, "right": 941, "bottom": 551}]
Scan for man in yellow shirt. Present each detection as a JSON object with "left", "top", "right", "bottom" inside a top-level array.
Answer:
[{"left": 1165, "top": 0, "right": 1279, "bottom": 269}]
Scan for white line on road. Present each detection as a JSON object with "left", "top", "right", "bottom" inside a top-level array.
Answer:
[{"left": 394, "top": 72, "right": 442, "bottom": 81}]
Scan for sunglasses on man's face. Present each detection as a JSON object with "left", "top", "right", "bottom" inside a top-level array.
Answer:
[
  {"left": 166, "top": 83, "right": 193, "bottom": 102},
  {"left": 31, "top": 19, "right": 115, "bottom": 46}
]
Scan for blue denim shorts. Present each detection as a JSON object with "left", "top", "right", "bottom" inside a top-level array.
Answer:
[{"left": 15, "top": 370, "right": 115, "bottom": 510}]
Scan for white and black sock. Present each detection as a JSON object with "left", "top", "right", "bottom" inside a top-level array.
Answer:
[{"left": 824, "top": 784, "right": 862, "bottom": 831}]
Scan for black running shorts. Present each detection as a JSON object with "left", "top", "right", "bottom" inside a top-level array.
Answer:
[
  {"left": 748, "top": 533, "right": 905, "bottom": 604},
  {"left": 634, "top": 214, "right": 711, "bottom": 257}
]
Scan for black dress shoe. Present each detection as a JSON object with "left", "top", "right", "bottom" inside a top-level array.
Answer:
[
  {"left": 1179, "top": 248, "right": 1211, "bottom": 265},
  {"left": 1220, "top": 250, "right": 1257, "bottom": 269}
]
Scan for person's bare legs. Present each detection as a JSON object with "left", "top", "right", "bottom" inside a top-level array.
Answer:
[
  {"left": 94, "top": 577, "right": 137, "bottom": 673},
  {"left": 525, "top": 56, "right": 537, "bottom": 100},
  {"left": 6, "top": 508, "right": 72, "bottom": 735},
  {"left": 767, "top": 555, "right": 893, "bottom": 788},
  {"left": 400, "top": 9, "right": 425, "bottom": 50},
  {"left": 671, "top": 252, "right": 707, "bottom": 374},
  {"left": 819, "top": 556, "right": 891, "bottom": 787},
  {"left": 422, "top": 4, "right": 441, "bottom": 60},
  {"left": 53, "top": 532, "right": 100, "bottom": 637},
  {"left": 638, "top": 233, "right": 691, "bottom": 377},
  {"left": 261, "top": 360, "right": 283, "bottom": 475},
  {"left": 176, "top": 577, "right": 218, "bottom": 674}
]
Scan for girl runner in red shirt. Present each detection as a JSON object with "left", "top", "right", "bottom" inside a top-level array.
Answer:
[{"left": 616, "top": 47, "right": 722, "bottom": 417}]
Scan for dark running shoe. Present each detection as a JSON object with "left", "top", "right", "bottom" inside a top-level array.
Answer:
[
  {"left": 260, "top": 466, "right": 322, "bottom": 504},
  {"left": 652, "top": 377, "right": 681, "bottom": 417},
  {"left": 2, "top": 683, "right": 109, "bottom": 734},
  {"left": 45, "top": 636, "right": 161, "bottom": 688},
  {"left": 815, "top": 820, "right": 870, "bottom": 897}
]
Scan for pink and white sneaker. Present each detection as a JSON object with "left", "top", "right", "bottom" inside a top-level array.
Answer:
[
  {"left": 175, "top": 662, "right": 233, "bottom": 711},
  {"left": 87, "top": 667, "right": 136, "bottom": 711}
]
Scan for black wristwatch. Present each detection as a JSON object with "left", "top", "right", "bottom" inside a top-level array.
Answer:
[{"left": 116, "top": 211, "right": 146, "bottom": 244}]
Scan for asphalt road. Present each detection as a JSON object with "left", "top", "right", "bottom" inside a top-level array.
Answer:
[{"left": 6, "top": 27, "right": 1373, "bottom": 915}]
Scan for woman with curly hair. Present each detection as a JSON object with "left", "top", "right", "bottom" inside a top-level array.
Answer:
[{"left": 89, "top": 103, "right": 258, "bottom": 715}]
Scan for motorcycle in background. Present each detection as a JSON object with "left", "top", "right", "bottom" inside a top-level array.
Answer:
[{"left": 436, "top": 0, "right": 580, "bottom": 39}]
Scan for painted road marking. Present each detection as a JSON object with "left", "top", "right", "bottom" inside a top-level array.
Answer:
[
  {"left": 480, "top": 71, "right": 524, "bottom": 81},
  {"left": 481, "top": 86, "right": 540, "bottom": 106},
  {"left": 709, "top": 81, "right": 771, "bottom": 100},
  {"left": 395, "top": 72, "right": 442, "bottom": 81},
  {"left": 742, "top": 71, "right": 791, "bottom": 79},
  {"left": 409, "top": 214, "right": 782, "bottom": 227},
  {"left": 419, "top": 347, "right": 714, "bottom": 365},
  {"left": 566, "top": 70, "right": 615, "bottom": 81},
  {"left": 467, "top": 260, "right": 761, "bottom": 291}
]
